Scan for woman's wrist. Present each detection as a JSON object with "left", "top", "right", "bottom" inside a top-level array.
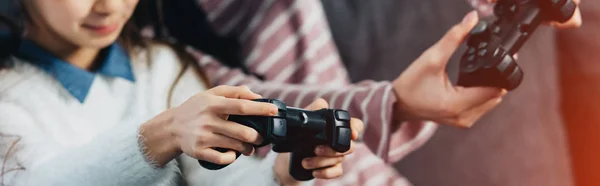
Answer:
[
  {"left": 391, "top": 85, "right": 414, "bottom": 123},
  {"left": 275, "top": 153, "right": 301, "bottom": 186},
  {"left": 139, "top": 109, "right": 182, "bottom": 167}
]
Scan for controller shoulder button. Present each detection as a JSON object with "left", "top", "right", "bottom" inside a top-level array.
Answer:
[
  {"left": 269, "top": 99, "right": 287, "bottom": 110},
  {"left": 271, "top": 118, "right": 287, "bottom": 139},
  {"left": 497, "top": 54, "right": 515, "bottom": 72},
  {"left": 336, "top": 127, "right": 352, "bottom": 147},
  {"left": 335, "top": 110, "right": 351, "bottom": 121}
]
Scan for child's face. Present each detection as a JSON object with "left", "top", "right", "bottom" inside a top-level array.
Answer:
[{"left": 25, "top": 0, "right": 139, "bottom": 48}]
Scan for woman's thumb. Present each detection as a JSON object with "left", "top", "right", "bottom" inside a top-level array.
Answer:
[{"left": 427, "top": 11, "right": 480, "bottom": 65}]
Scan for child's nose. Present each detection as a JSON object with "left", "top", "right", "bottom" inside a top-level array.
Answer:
[{"left": 93, "top": 0, "right": 127, "bottom": 15}]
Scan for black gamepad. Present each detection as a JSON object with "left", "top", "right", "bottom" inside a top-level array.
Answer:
[
  {"left": 457, "top": 0, "right": 576, "bottom": 90},
  {"left": 197, "top": 99, "right": 353, "bottom": 181}
]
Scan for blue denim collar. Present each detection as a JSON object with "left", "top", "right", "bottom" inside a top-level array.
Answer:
[{"left": 18, "top": 39, "right": 135, "bottom": 103}]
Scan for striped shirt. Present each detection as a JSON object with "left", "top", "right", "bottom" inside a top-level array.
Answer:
[{"left": 191, "top": 0, "right": 489, "bottom": 185}]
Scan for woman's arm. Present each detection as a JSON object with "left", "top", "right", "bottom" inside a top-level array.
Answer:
[
  {"left": 0, "top": 102, "right": 177, "bottom": 186},
  {"left": 197, "top": 0, "right": 351, "bottom": 86}
]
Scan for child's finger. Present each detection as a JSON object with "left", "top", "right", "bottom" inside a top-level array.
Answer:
[
  {"left": 195, "top": 148, "right": 238, "bottom": 165},
  {"left": 305, "top": 98, "right": 329, "bottom": 110},
  {"left": 303, "top": 156, "right": 344, "bottom": 170},
  {"left": 313, "top": 163, "right": 343, "bottom": 179},
  {"left": 206, "top": 85, "right": 262, "bottom": 99},
  {"left": 350, "top": 118, "right": 364, "bottom": 139},
  {"left": 209, "top": 116, "right": 264, "bottom": 145},
  {"left": 315, "top": 143, "right": 355, "bottom": 157},
  {"left": 210, "top": 97, "right": 278, "bottom": 116}
]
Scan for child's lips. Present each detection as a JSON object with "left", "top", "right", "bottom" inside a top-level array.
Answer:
[{"left": 82, "top": 24, "right": 119, "bottom": 35}]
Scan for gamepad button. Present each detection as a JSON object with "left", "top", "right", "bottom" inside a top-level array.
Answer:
[
  {"left": 492, "top": 26, "right": 501, "bottom": 34},
  {"left": 470, "top": 21, "right": 488, "bottom": 36},
  {"left": 478, "top": 42, "right": 488, "bottom": 49},
  {"left": 509, "top": 4, "right": 518, "bottom": 14},
  {"left": 508, "top": 66, "right": 523, "bottom": 87},
  {"left": 464, "top": 63, "right": 476, "bottom": 71},
  {"left": 467, "top": 48, "right": 476, "bottom": 55},
  {"left": 467, "top": 55, "right": 475, "bottom": 62},
  {"left": 272, "top": 118, "right": 287, "bottom": 138},
  {"left": 493, "top": 48, "right": 501, "bottom": 57},
  {"left": 335, "top": 110, "right": 351, "bottom": 121},
  {"left": 336, "top": 127, "right": 352, "bottom": 146},
  {"left": 478, "top": 49, "right": 487, "bottom": 57},
  {"left": 497, "top": 54, "right": 514, "bottom": 72},
  {"left": 269, "top": 99, "right": 287, "bottom": 110}
]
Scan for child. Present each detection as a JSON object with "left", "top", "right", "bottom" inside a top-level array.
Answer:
[{"left": 0, "top": 0, "right": 362, "bottom": 185}]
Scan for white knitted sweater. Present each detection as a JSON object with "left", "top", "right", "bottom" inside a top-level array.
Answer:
[{"left": 0, "top": 44, "right": 285, "bottom": 186}]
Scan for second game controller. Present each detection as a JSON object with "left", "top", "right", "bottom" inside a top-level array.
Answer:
[
  {"left": 197, "top": 99, "right": 353, "bottom": 181},
  {"left": 457, "top": 0, "right": 576, "bottom": 90}
]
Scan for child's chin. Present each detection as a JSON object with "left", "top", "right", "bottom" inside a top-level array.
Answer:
[{"left": 82, "top": 36, "right": 121, "bottom": 49}]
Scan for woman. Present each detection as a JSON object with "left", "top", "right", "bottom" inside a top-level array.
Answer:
[{"left": 191, "top": 0, "right": 582, "bottom": 185}]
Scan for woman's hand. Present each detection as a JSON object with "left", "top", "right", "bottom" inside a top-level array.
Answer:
[
  {"left": 274, "top": 99, "right": 364, "bottom": 186},
  {"left": 392, "top": 11, "right": 506, "bottom": 128},
  {"left": 140, "top": 85, "right": 279, "bottom": 167}
]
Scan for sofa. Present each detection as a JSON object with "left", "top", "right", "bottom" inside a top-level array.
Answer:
[{"left": 558, "top": 1, "right": 600, "bottom": 185}]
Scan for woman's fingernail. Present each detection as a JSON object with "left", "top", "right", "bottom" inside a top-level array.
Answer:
[{"left": 462, "top": 11, "right": 478, "bottom": 25}]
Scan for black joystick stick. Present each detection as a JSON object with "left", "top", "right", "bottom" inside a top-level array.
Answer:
[
  {"left": 197, "top": 99, "right": 353, "bottom": 181},
  {"left": 457, "top": 0, "right": 576, "bottom": 90}
]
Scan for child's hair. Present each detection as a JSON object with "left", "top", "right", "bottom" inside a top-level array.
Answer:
[{"left": 0, "top": 1, "right": 213, "bottom": 183}]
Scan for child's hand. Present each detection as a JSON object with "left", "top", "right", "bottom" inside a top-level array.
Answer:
[
  {"left": 140, "top": 85, "right": 279, "bottom": 166},
  {"left": 391, "top": 11, "right": 506, "bottom": 128},
  {"left": 274, "top": 99, "right": 364, "bottom": 185}
]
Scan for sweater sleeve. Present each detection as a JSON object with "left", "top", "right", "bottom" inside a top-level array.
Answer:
[{"left": 0, "top": 102, "right": 177, "bottom": 186}]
